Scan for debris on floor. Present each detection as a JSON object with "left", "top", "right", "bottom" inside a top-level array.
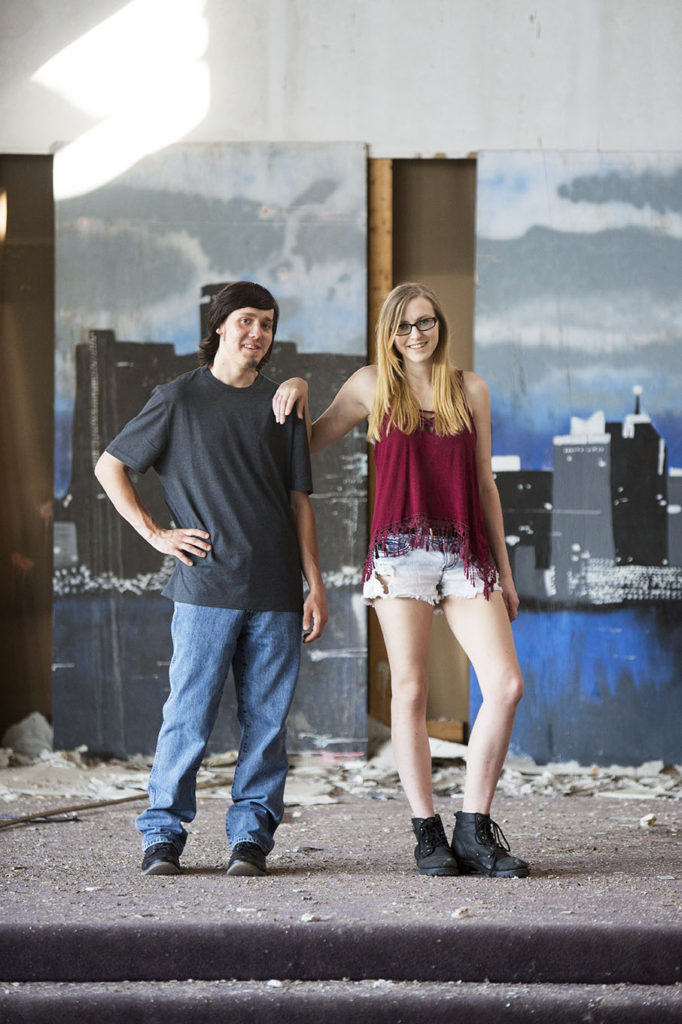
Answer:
[
  {"left": 498, "top": 755, "right": 682, "bottom": 801},
  {"left": 1, "top": 711, "right": 53, "bottom": 761},
  {"left": 0, "top": 715, "right": 680, "bottom": 811}
]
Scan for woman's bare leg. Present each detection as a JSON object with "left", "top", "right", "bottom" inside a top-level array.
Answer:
[
  {"left": 373, "top": 597, "right": 436, "bottom": 818},
  {"left": 442, "top": 591, "right": 524, "bottom": 814}
]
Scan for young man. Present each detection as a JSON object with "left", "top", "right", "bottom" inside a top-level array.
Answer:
[{"left": 95, "top": 281, "right": 327, "bottom": 877}]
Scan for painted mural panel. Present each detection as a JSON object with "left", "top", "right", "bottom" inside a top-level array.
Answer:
[
  {"left": 53, "top": 142, "right": 368, "bottom": 758},
  {"left": 473, "top": 152, "right": 681, "bottom": 765}
]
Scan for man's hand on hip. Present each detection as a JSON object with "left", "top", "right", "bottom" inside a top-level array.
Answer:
[{"left": 148, "top": 527, "right": 212, "bottom": 567}]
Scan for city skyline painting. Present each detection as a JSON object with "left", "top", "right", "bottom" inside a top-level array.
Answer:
[
  {"left": 53, "top": 142, "right": 368, "bottom": 759},
  {"left": 475, "top": 152, "right": 682, "bottom": 474},
  {"left": 55, "top": 141, "right": 367, "bottom": 497},
  {"left": 472, "top": 151, "right": 681, "bottom": 765}
]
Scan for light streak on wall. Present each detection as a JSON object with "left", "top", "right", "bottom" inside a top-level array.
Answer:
[{"left": 32, "top": 0, "right": 210, "bottom": 200}]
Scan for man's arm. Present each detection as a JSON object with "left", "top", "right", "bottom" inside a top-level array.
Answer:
[
  {"left": 94, "top": 451, "right": 212, "bottom": 567},
  {"left": 290, "top": 490, "right": 328, "bottom": 643}
]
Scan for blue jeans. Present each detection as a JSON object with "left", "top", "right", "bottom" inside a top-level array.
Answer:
[{"left": 136, "top": 602, "right": 302, "bottom": 856}]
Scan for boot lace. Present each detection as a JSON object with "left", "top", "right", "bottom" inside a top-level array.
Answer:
[
  {"left": 419, "top": 817, "right": 447, "bottom": 855},
  {"left": 476, "top": 816, "right": 511, "bottom": 853}
]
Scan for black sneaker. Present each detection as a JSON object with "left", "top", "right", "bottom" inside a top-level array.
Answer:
[
  {"left": 412, "top": 814, "right": 460, "bottom": 876},
  {"left": 451, "top": 811, "right": 530, "bottom": 878},
  {"left": 227, "top": 841, "right": 267, "bottom": 876},
  {"left": 141, "top": 842, "right": 181, "bottom": 876}
]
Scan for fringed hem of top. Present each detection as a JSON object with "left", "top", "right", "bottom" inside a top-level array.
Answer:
[{"left": 362, "top": 515, "right": 499, "bottom": 599}]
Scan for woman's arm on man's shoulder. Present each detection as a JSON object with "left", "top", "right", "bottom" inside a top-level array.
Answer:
[{"left": 273, "top": 365, "right": 377, "bottom": 452}]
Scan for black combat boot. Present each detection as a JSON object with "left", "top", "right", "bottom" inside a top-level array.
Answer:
[
  {"left": 451, "top": 811, "right": 530, "bottom": 878},
  {"left": 412, "top": 814, "right": 460, "bottom": 876}
]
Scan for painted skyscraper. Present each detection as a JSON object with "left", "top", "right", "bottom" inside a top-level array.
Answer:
[
  {"left": 493, "top": 391, "right": 681, "bottom": 607},
  {"left": 551, "top": 411, "right": 615, "bottom": 602}
]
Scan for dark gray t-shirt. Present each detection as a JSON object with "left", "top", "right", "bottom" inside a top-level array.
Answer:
[{"left": 106, "top": 366, "right": 312, "bottom": 613}]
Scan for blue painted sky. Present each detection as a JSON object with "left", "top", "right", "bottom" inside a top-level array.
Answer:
[
  {"left": 55, "top": 142, "right": 367, "bottom": 411},
  {"left": 54, "top": 142, "right": 367, "bottom": 494},
  {"left": 475, "top": 152, "right": 682, "bottom": 469}
]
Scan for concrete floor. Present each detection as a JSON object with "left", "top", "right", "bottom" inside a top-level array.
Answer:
[
  {"left": 1, "top": 790, "right": 680, "bottom": 932},
  {"left": 1, "top": 773, "right": 681, "bottom": 1021}
]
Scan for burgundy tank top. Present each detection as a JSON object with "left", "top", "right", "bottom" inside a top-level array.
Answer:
[{"left": 363, "top": 410, "right": 498, "bottom": 597}]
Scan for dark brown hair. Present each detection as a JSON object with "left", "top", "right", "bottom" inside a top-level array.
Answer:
[{"left": 198, "top": 281, "right": 279, "bottom": 368}]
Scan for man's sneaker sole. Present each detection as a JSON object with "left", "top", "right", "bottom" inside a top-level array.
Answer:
[
  {"left": 226, "top": 859, "right": 266, "bottom": 877},
  {"left": 142, "top": 859, "right": 181, "bottom": 876}
]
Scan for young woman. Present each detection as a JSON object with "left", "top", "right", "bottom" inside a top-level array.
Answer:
[{"left": 274, "top": 282, "right": 529, "bottom": 879}]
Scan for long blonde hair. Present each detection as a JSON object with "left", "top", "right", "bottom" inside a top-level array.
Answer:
[{"left": 367, "top": 282, "right": 472, "bottom": 441}]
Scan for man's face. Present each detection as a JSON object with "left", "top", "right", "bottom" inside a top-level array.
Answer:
[{"left": 216, "top": 306, "right": 275, "bottom": 370}]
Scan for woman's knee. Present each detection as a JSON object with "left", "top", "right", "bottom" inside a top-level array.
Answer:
[
  {"left": 500, "top": 669, "right": 524, "bottom": 709},
  {"left": 390, "top": 675, "right": 429, "bottom": 716},
  {"left": 479, "top": 667, "right": 524, "bottom": 711}
]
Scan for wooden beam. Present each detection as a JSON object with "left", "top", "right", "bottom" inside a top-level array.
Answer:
[
  {"left": 367, "top": 159, "right": 393, "bottom": 363},
  {"left": 367, "top": 158, "right": 393, "bottom": 726},
  {"left": 426, "top": 719, "right": 467, "bottom": 745}
]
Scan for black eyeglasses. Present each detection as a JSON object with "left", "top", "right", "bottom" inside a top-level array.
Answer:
[{"left": 395, "top": 316, "right": 437, "bottom": 337}]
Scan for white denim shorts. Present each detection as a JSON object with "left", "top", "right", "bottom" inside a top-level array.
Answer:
[{"left": 362, "top": 546, "right": 500, "bottom": 608}]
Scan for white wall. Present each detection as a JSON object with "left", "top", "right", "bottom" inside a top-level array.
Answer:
[{"left": 1, "top": 0, "right": 681, "bottom": 160}]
